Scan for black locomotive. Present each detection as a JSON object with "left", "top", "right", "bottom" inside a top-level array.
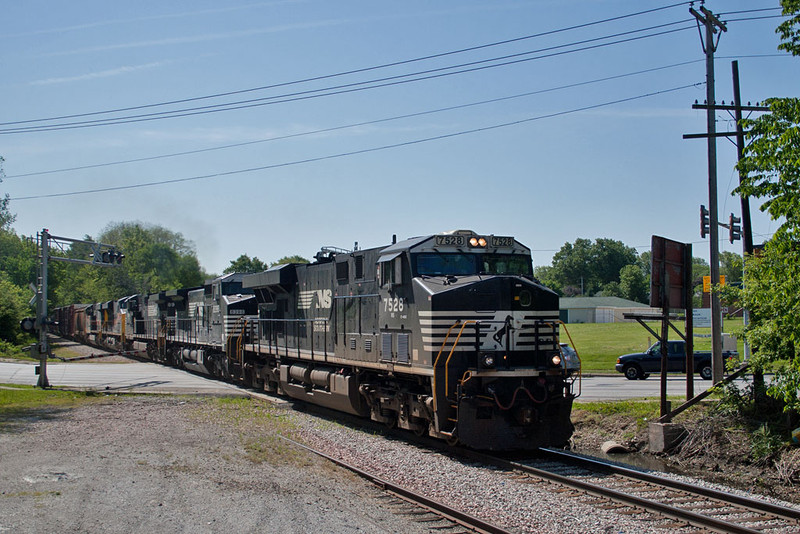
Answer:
[{"left": 53, "top": 230, "right": 579, "bottom": 450}]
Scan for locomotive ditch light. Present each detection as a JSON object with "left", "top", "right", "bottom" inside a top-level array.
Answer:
[
  {"left": 551, "top": 354, "right": 562, "bottom": 366},
  {"left": 481, "top": 353, "right": 496, "bottom": 368},
  {"left": 469, "top": 237, "right": 487, "bottom": 247}
]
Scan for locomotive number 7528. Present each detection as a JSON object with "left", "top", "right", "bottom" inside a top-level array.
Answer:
[{"left": 383, "top": 297, "right": 404, "bottom": 312}]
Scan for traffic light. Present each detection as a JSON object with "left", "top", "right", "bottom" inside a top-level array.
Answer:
[
  {"left": 729, "top": 213, "right": 741, "bottom": 243},
  {"left": 700, "top": 205, "right": 710, "bottom": 238},
  {"left": 20, "top": 317, "right": 37, "bottom": 334}
]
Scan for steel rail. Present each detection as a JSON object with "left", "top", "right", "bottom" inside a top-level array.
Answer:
[
  {"left": 540, "top": 448, "right": 800, "bottom": 522},
  {"left": 279, "top": 435, "right": 512, "bottom": 534},
  {"left": 456, "top": 448, "right": 797, "bottom": 534},
  {"left": 460, "top": 453, "right": 761, "bottom": 534}
]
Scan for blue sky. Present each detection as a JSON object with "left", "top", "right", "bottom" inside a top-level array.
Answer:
[{"left": 1, "top": 1, "right": 796, "bottom": 275}]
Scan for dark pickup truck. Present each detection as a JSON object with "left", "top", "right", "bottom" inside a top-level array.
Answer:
[{"left": 615, "top": 340, "right": 738, "bottom": 381}]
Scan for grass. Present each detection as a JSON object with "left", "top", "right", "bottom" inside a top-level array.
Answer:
[
  {"left": 0, "top": 384, "right": 104, "bottom": 431},
  {"left": 563, "top": 318, "right": 745, "bottom": 373}
]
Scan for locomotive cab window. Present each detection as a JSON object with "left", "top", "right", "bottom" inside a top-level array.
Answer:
[
  {"left": 413, "top": 253, "right": 532, "bottom": 277},
  {"left": 379, "top": 253, "right": 403, "bottom": 288}
]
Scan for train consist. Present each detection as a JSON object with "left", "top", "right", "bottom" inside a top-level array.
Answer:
[{"left": 53, "top": 230, "right": 580, "bottom": 450}]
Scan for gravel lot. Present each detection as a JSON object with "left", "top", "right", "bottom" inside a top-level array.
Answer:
[{"left": 0, "top": 395, "right": 433, "bottom": 534}]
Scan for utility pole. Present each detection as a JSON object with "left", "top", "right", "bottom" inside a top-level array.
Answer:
[
  {"left": 690, "top": 3, "right": 726, "bottom": 383},
  {"left": 36, "top": 231, "right": 50, "bottom": 388},
  {"left": 731, "top": 61, "right": 754, "bottom": 257}
]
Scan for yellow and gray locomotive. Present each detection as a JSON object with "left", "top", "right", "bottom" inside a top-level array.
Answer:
[{"left": 242, "top": 230, "right": 577, "bottom": 450}]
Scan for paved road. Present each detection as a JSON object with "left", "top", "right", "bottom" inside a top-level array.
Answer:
[
  {"left": 573, "top": 373, "right": 714, "bottom": 401},
  {"left": 0, "top": 360, "right": 247, "bottom": 396},
  {"left": 0, "top": 360, "right": 716, "bottom": 401}
]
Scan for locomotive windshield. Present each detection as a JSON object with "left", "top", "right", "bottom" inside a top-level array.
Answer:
[{"left": 414, "top": 253, "right": 532, "bottom": 277}]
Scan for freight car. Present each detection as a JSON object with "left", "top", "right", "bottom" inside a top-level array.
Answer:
[{"left": 54, "top": 230, "right": 580, "bottom": 451}]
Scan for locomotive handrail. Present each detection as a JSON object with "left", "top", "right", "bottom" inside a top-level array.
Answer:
[
  {"left": 250, "top": 317, "right": 330, "bottom": 360},
  {"left": 443, "top": 320, "right": 480, "bottom": 403}
]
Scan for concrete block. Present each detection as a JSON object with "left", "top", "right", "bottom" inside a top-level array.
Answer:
[{"left": 649, "top": 422, "right": 687, "bottom": 453}]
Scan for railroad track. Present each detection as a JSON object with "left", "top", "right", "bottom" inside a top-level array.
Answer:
[
  {"left": 279, "top": 435, "right": 511, "bottom": 534},
  {"left": 457, "top": 447, "right": 800, "bottom": 534}
]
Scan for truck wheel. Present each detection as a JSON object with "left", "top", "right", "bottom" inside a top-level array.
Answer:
[
  {"left": 623, "top": 364, "right": 643, "bottom": 380},
  {"left": 699, "top": 365, "right": 713, "bottom": 380}
]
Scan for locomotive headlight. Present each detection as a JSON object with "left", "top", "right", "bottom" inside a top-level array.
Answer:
[
  {"left": 481, "top": 353, "right": 496, "bottom": 368},
  {"left": 469, "top": 237, "right": 487, "bottom": 247},
  {"left": 551, "top": 354, "right": 562, "bottom": 366}
]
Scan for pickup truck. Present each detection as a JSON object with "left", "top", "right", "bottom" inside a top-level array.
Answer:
[{"left": 615, "top": 340, "right": 738, "bottom": 381}]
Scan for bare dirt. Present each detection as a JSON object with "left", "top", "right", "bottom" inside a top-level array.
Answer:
[{"left": 570, "top": 405, "right": 800, "bottom": 505}]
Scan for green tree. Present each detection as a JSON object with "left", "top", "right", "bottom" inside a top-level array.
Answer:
[
  {"left": 691, "top": 257, "right": 710, "bottom": 309},
  {"left": 271, "top": 255, "right": 310, "bottom": 267},
  {"left": 719, "top": 251, "right": 743, "bottom": 285},
  {"left": 0, "top": 156, "right": 15, "bottom": 231},
  {"left": 224, "top": 254, "right": 268, "bottom": 274},
  {"left": 542, "top": 238, "right": 637, "bottom": 296},
  {"left": 0, "top": 274, "right": 32, "bottom": 344},
  {"left": 729, "top": 0, "right": 800, "bottom": 412},
  {"left": 53, "top": 222, "right": 208, "bottom": 305},
  {"left": 619, "top": 264, "right": 648, "bottom": 303}
]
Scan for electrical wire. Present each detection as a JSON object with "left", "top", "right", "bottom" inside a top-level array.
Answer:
[
  {"left": 2, "top": 10, "right": 784, "bottom": 135},
  {"left": 0, "top": 21, "right": 696, "bottom": 134},
  {"left": 0, "top": 1, "right": 693, "bottom": 128},
  {"left": 4, "top": 59, "right": 705, "bottom": 179},
  {"left": 9, "top": 83, "right": 702, "bottom": 201}
]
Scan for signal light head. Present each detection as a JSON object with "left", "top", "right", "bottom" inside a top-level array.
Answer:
[{"left": 20, "top": 317, "right": 37, "bottom": 334}]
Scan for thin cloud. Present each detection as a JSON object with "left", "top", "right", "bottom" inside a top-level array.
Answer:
[
  {"left": 41, "top": 20, "right": 347, "bottom": 57},
  {"left": 29, "top": 61, "right": 174, "bottom": 86},
  {"left": 5, "top": 1, "right": 304, "bottom": 39}
]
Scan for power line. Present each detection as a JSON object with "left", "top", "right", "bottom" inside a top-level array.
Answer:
[
  {"left": 0, "top": 1, "right": 692, "bottom": 128},
  {"left": 5, "top": 59, "right": 705, "bottom": 179},
  {"left": 1, "top": 22, "right": 696, "bottom": 134},
  {"left": 9, "top": 83, "right": 701, "bottom": 201},
  {"left": 4, "top": 11, "right": 783, "bottom": 135}
]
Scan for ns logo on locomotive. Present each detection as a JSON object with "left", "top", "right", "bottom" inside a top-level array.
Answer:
[{"left": 53, "top": 230, "right": 580, "bottom": 450}]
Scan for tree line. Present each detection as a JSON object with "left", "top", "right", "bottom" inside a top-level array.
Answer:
[
  {"left": 0, "top": 182, "right": 308, "bottom": 352},
  {"left": 534, "top": 237, "right": 743, "bottom": 306}
]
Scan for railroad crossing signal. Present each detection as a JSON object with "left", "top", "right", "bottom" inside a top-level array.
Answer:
[
  {"left": 90, "top": 245, "right": 124, "bottom": 265},
  {"left": 700, "top": 205, "right": 710, "bottom": 238},
  {"left": 728, "top": 213, "right": 741, "bottom": 243},
  {"left": 19, "top": 317, "right": 37, "bottom": 334}
]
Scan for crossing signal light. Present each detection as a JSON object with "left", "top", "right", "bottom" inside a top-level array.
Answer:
[
  {"left": 91, "top": 248, "right": 124, "bottom": 265},
  {"left": 729, "top": 213, "right": 741, "bottom": 243},
  {"left": 20, "top": 317, "right": 37, "bottom": 334},
  {"left": 700, "top": 205, "right": 710, "bottom": 238}
]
